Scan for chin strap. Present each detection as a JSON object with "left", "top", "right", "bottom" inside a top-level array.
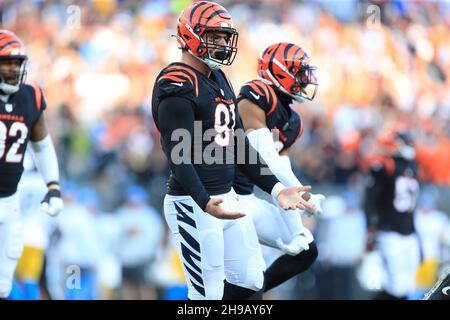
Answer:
[{"left": 0, "top": 82, "right": 20, "bottom": 95}]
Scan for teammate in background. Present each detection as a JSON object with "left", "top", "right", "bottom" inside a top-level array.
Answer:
[
  {"left": 151, "top": 1, "right": 315, "bottom": 300},
  {"left": 56, "top": 187, "right": 99, "bottom": 300},
  {"left": 414, "top": 193, "right": 450, "bottom": 297},
  {"left": 233, "top": 43, "right": 325, "bottom": 294},
  {"left": 363, "top": 125, "right": 421, "bottom": 300},
  {"left": 117, "top": 186, "right": 164, "bottom": 300},
  {"left": 0, "top": 30, "right": 63, "bottom": 299},
  {"left": 10, "top": 152, "right": 51, "bottom": 300}
]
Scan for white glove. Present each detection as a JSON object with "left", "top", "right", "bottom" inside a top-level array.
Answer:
[
  {"left": 303, "top": 193, "right": 326, "bottom": 217},
  {"left": 41, "top": 189, "right": 64, "bottom": 217},
  {"left": 276, "top": 228, "right": 314, "bottom": 256}
]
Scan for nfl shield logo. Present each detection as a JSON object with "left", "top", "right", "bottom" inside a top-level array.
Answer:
[{"left": 5, "top": 103, "right": 13, "bottom": 113}]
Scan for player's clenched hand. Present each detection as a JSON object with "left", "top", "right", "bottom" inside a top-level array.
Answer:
[
  {"left": 205, "top": 198, "right": 246, "bottom": 220},
  {"left": 41, "top": 188, "right": 64, "bottom": 217},
  {"left": 276, "top": 186, "right": 316, "bottom": 211}
]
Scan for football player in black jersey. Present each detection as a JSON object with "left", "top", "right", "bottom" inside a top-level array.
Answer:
[
  {"left": 0, "top": 30, "right": 63, "bottom": 299},
  {"left": 151, "top": 1, "right": 315, "bottom": 300},
  {"left": 233, "top": 43, "right": 325, "bottom": 294},
  {"left": 364, "top": 125, "right": 421, "bottom": 299}
]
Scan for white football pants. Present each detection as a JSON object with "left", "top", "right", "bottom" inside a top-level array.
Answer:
[
  {"left": 0, "top": 193, "right": 24, "bottom": 298},
  {"left": 164, "top": 188, "right": 266, "bottom": 300},
  {"left": 377, "top": 231, "right": 421, "bottom": 297},
  {"left": 237, "top": 193, "right": 314, "bottom": 249}
]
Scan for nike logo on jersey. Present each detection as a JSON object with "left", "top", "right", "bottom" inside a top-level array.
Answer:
[
  {"left": 443, "top": 286, "right": 450, "bottom": 296},
  {"left": 249, "top": 91, "right": 260, "bottom": 100},
  {"left": 171, "top": 82, "right": 183, "bottom": 87}
]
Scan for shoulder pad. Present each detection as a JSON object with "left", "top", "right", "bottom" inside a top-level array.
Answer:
[
  {"left": 23, "top": 83, "right": 46, "bottom": 113},
  {"left": 156, "top": 65, "right": 199, "bottom": 101},
  {"left": 238, "top": 80, "right": 277, "bottom": 115}
]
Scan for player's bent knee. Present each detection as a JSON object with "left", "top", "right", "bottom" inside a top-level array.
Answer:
[
  {"left": 231, "top": 270, "right": 264, "bottom": 292},
  {"left": 295, "top": 241, "right": 318, "bottom": 266},
  {"left": 241, "top": 255, "right": 265, "bottom": 291},
  {"left": 248, "top": 270, "right": 265, "bottom": 291}
]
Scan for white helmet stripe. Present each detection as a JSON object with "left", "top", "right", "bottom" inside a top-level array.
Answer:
[
  {"left": 185, "top": 23, "right": 203, "bottom": 42},
  {"left": 266, "top": 70, "right": 289, "bottom": 95},
  {"left": 272, "top": 57, "right": 295, "bottom": 80}
]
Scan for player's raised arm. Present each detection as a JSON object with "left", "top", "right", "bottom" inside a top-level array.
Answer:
[{"left": 158, "top": 96, "right": 244, "bottom": 219}]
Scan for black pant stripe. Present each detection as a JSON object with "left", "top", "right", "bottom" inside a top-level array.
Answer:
[
  {"left": 175, "top": 202, "right": 196, "bottom": 228},
  {"left": 183, "top": 261, "right": 204, "bottom": 288},
  {"left": 179, "top": 202, "right": 194, "bottom": 213},
  {"left": 180, "top": 242, "right": 202, "bottom": 274},
  {"left": 179, "top": 225, "right": 201, "bottom": 253},
  {"left": 189, "top": 274, "right": 206, "bottom": 297}
]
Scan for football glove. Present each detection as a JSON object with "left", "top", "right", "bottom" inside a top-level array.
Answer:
[
  {"left": 276, "top": 227, "right": 314, "bottom": 256},
  {"left": 41, "top": 188, "right": 64, "bottom": 217},
  {"left": 303, "top": 193, "right": 326, "bottom": 217}
]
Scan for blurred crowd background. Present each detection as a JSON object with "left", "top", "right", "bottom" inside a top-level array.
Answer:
[{"left": 2, "top": 0, "right": 450, "bottom": 300}]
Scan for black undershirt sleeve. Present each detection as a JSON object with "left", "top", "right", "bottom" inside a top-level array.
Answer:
[
  {"left": 158, "top": 96, "right": 211, "bottom": 211},
  {"left": 234, "top": 113, "right": 279, "bottom": 194}
]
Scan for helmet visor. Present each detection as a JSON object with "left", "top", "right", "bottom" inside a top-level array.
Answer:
[
  {"left": 294, "top": 65, "right": 318, "bottom": 101},
  {"left": 203, "top": 27, "right": 238, "bottom": 67}
]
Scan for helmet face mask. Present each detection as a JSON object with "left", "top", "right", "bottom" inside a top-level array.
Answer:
[
  {"left": 0, "top": 30, "right": 28, "bottom": 95},
  {"left": 176, "top": 1, "right": 238, "bottom": 70},
  {"left": 291, "top": 65, "right": 318, "bottom": 102},
  {"left": 258, "top": 42, "right": 318, "bottom": 103},
  {"left": 201, "top": 27, "right": 238, "bottom": 69}
]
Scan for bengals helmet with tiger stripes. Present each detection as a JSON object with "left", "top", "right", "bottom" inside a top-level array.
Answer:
[
  {"left": 377, "top": 124, "right": 416, "bottom": 160},
  {"left": 0, "top": 30, "right": 28, "bottom": 94},
  {"left": 176, "top": 1, "right": 238, "bottom": 70},
  {"left": 258, "top": 42, "right": 318, "bottom": 102}
]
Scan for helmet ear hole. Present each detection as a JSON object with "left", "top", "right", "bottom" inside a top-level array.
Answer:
[
  {"left": 197, "top": 45, "right": 206, "bottom": 56},
  {"left": 291, "top": 85, "right": 300, "bottom": 93}
]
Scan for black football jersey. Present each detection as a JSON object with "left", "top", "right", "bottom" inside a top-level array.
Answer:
[
  {"left": 364, "top": 156, "right": 420, "bottom": 235},
  {"left": 233, "top": 79, "right": 303, "bottom": 195},
  {"left": 152, "top": 62, "right": 238, "bottom": 196},
  {"left": 0, "top": 84, "right": 46, "bottom": 197}
]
